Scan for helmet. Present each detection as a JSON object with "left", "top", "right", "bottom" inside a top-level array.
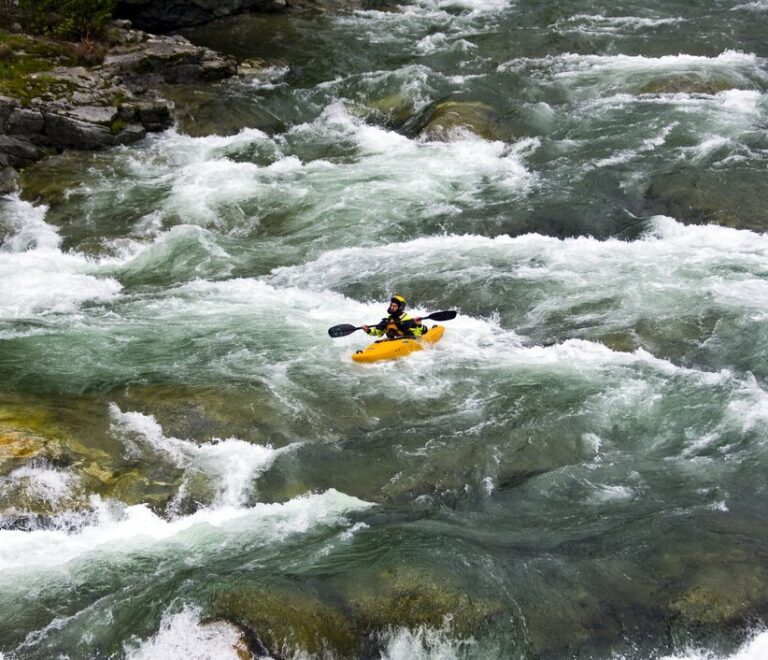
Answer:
[{"left": 389, "top": 294, "right": 406, "bottom": 316}]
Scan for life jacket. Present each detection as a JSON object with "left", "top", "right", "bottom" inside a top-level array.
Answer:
[{"left": 368, "top": 312, "right": 426, "bottom": 339}]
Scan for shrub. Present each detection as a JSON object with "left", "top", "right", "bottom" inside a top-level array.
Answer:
[{"left": 19, "top": 0, "right": 116, "bottom": 41}]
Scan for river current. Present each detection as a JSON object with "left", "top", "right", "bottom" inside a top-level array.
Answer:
[{"left": 2, "top": 0, "right": 768, "bottom": 658}]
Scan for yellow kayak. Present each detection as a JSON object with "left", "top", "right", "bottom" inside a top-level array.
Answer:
[{"left": 352, "top": 325, "right": 445, "bottom": 363}]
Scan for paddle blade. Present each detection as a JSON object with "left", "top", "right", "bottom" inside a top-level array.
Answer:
[
  {"left": 425, "top": 310, "right": 457, "bottom": 322},
  {"left": 328, "top": 323, "right": 359, "bottom": 338}
]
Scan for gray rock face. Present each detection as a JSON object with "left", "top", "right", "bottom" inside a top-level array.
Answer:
[
  {"left": 0, "top": 135, "right": 46, "bottom": 167},
  {"left": 0, "top": 165, "right": 17, "bottom": 195}
]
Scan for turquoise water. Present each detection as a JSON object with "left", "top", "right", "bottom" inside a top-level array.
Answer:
[{"left": 2, "top": 1, "right": 768, "bottom": 657}]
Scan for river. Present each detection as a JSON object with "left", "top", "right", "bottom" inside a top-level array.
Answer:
[{"left": 2, "top": 0, "right": 768, "bottom": 658}]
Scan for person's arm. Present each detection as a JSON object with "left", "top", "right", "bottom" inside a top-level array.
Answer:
[
  {"left": 364, "top": 318, "right": 387, "bottom": 337},
  {"left": 411, "top": 316, "right": 428, "bottom": 336},
  {"left": 400, "top": 316, "right": 427, "bottom": 336}
]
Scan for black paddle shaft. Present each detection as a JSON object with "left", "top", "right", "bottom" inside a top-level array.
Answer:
[{"left": 328, "top": 310, "right": 457, "bottom": 338}]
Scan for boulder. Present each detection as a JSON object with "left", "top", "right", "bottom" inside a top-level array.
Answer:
[
  {"left": 43, "top": 113, "right": 118, "bottom": 149},
  {"left": 414, "top": 101, "right": 509, "bottom": 142},
  {"left": 0, "top": 135, "right": 46, "bottom": 167},
  {"left": 135, "top": 100, "right": 173, "bottom": 131},
  {"left": 211, "top": 587, "right": 360, "bottom": 658},
  {"left": 101, "top": 36, "right": 237, "bottom": 87}
]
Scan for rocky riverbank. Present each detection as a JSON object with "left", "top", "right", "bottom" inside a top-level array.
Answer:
[{"left": 0, "top": 22, "right": 242, "bottom": 195}]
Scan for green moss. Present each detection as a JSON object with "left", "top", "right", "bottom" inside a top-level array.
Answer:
[
  {"left": 18, "top": 0, "right": 116, "bottom": 41},
  {"left": 212, "top": 588, "right": 360, "bottom": 658},
  {"left": 109, "top": 117, "right": 125, "bottom": 134},
  {"left": 350, "top": 568, "right": 504, "bottom": 637},
  {"left": 0, "top": 29, "right": 86, "bottom": 104},
  {"left": 109, "top": 89, "right": 128, "bottom": 105}
]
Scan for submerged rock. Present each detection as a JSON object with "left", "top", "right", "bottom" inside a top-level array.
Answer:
[
  {"left": 211, "top": 567, "right": 507, "bottom": 658},
  {"left": 645, "top": 168, "right": 768, "bottom": 231},
  {"left": 638, "top": 75, "right": 739, "bottom": 96},
  {"left": 349, "top": 567, "right": 506, "bottom": 638},
  {"left": 212, "top": 587, "right": 360, "bottom": 658}
]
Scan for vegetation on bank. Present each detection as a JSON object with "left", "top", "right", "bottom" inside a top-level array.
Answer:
[
  {"left": 0, "top": 0, "right": 118, "bottom": 102},
  {"left": 0, "top": 29, "right": 102, "bottom": 104},
  {"left": 12, "top": 0, "right": 116, "bottom": 41}
]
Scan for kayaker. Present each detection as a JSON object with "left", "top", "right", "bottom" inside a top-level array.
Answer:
[{"left": 361, "top": 295, "right": 428, "bottom": 339}]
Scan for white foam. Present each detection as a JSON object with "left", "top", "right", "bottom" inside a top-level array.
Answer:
[
  {"left": 0, "top": 489, "right": 373, "bottom": 571},
  {"left": 590, "top": 484, "right": 635, "bottom": 503},
  {"left": 732, "top": 1, "right": 768, "bottom": 11},
  {"left": 497, "top": 51, "right": 766, "bottom": 102},
  {"left": 0, "top": 196, "right": 59, "bottom": 252},
  {"left": 554, "top": 14, "right": 685, "bottom": 33},
  {"left": 109, "top": 105, "right": 536, "bottom": 246},
  {"left": 0, "top": 465, "right": 78, "bottom": 507},
  {"left": 109, "top": 404, "right": 295, "bottom": 508},
  {"left": 0, "top": 197, "right": 122, "bottom": 318},
  {"left": 416, "top": 33, "right": 477, "bottom": 54},
  {"left": 125, "top": 605, "right": 255, "bottom": 660},
  {"left": 661, "top": 629, "right": 768, "bottom": 659},
  {"left": 380, "top": 623, "right": 476, "bottom": 660}
]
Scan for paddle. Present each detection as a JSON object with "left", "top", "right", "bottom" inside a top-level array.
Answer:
[{"left": 328, "top": 310, "right": 457, "bottom": 338}]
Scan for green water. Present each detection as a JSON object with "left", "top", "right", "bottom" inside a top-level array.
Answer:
[{"left": 2, "top": 0, "right": 768, "bottom": 658}]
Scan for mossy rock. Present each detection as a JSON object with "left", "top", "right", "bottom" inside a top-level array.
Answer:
[
  {"left": 0, "top": 29, "right": 90, "bottom": 104},
  {"left": 596, "top": 331, "right": 640, "bottom": 354},
  {"left": 348, "top": 566, "right": 505, "bottom": 638},
  {"left": 663, "top": 555, "right": 768, "bottom": 647},
  {"left": 0, "top": 402, "right": 71, "bottom": 469},
  {"left": 97, "top": 468, "right": 177, "bottom": 509},
  {"left": 211, "top": 587, "right": 360, "bottom": 658},
  {"left": 0, "top": 429, "right": 57, "bottom": 463},
  {"left": 417, "top": 101, "right": 507, "bottom": 142},
  {"left": 364, "top": 94, "right": 415, "bottom": 129}
]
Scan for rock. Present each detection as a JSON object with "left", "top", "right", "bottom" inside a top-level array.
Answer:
[
  {"left": 101, "top": 35, "right": 237, "bottom": 87},
  {"left": 211, "top": 587, "right": 360, "bottom": 658},
  {"left": 0, "top": 96, "right": 20, "bottom": 130},
  {"left": 0, "top": 430, "right": 50, "bottom": 462},
  {"left": 0, "top": 135, "right": 46, "bottom": 167},
  {"left": 65, "top": 105, "right": 119, "bottom": 126},
  {"left": 638, "top": 75, "right": 737, "bottom": 96},
  {"left": 43, "top": 113, "right": 118, "bottom": 149},
  {"left": 1, "top": 25, "right": 239, "bottom": 173},
  {"left": 349, "top": 567, "right": 505, "bottom": 638},
  {"left": 115, "top": 122, "right": 149, "bottom": 142},
  {"left": 0, "top": 166, "right": 17, "bottom": 194},
  {"left": 646, "top": 168, "right": 768, "bottom": 232},
  {"left": 362, "top": 94, "right": 416, "bottom": 130},
  {"left": 414, "top": 101, "right": 509, "bottom": 142},
  {"left": 136, "top": 100, "right": 173, "bottom": 130},
  {"left": 7, "top": 108, "right": 45, "bottom": 134}
]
